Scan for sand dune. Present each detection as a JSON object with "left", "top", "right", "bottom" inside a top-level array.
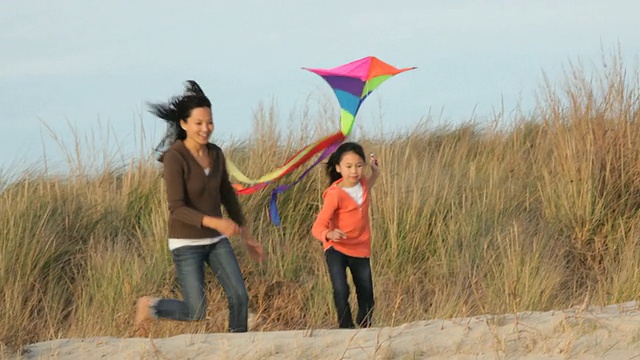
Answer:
[{"left": 19, "top": 302, "right": 640, "bottom": 359}]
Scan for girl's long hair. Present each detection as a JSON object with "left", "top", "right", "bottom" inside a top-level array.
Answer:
[
  {"left": 325, "top": 142, "right": 366, "bottom": 185},
  {"left": 148, "top": 80, "right": 212, "bottom": 161}
]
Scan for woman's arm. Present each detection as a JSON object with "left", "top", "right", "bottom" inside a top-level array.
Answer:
[{"left": 218, "top": 150, "right": 247, "bottom": 227}]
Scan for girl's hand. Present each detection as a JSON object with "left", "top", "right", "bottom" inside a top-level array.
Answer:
[
  {"left": 326, "top": 229, "right": 347, "bottom": 242},
  {"left": 241, "top": 228, "right": 265, "bottom": 263},
  {"left": 368, "top": 153, "right": 380, "bottom": 188},
  {"left": 370, "top": 153, "right": 379, "bottom": 171}
]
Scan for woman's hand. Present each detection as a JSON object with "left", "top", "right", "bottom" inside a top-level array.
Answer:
[
  {"left": 241, "top": 228, "right": 265, "bottom": 263},
  {"left": 326, "top": 229, "right": 347, "bottom": 242},
  {"left": 202, "top": 216, "right": 240, "bottom": 237}
]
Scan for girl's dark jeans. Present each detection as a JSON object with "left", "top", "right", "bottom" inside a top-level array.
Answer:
[
  {"left": 153, "top": 239, "right": 249, "bottom": 332},
  {"left": 324, "top": 246, "right": 375, "bottom": 328}
]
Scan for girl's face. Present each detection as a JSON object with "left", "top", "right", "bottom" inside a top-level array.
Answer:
[
  {"left": 336, "top": 151, "right": 364, "bottom": 187},
  {"left": 181, "top": 107, "right": 213, "bottom": 146}
]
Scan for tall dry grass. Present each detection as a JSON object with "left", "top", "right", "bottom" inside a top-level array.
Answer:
[{"left": 2, "top": 53, "right": 640, "bottom": 355}]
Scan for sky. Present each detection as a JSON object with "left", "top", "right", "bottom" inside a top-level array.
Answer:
[{"left": 1, "top": 0, "right": 639, "bottom": 171}]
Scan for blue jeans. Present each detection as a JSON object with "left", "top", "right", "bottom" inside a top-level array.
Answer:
[
  {"left": 153, "top": 239, "right": 249, "bottom": 332},
  {"left": 325, "top": 247, "right": 375, "bottom": 328}
]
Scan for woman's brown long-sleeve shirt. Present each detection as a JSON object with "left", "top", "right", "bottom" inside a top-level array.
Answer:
[{"left": 162, "top": 140, "right": 245, "bottom": 239}]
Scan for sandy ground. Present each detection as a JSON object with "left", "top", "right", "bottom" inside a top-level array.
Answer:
[{"left": 15, "top": 301, "right": 640, "bottom": 359}]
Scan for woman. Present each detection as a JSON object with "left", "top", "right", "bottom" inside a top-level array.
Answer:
[{"left": 135, "top": 81, "right": 264, "bottom": 334}]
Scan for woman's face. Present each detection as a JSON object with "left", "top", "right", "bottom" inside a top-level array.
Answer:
[{"left": 181, "top": 107, "right": 213, "bottom": 146}]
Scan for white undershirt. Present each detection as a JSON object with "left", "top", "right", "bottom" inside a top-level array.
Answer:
[
  {"left": 342, "top": 182, "right": 364, "bottom": 205},
  {"left": 168, "top": 236, "right": 226, "bottom": 251},
  {"left": 168, "top": 167, "right": 224, "bottom": 251}
]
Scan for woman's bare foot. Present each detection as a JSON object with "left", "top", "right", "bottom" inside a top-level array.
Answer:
[{"left": 134, "top": 296, "right": 156, "bottom": 336}]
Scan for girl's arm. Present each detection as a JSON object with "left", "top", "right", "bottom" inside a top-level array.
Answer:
[
  {"left": 312, "top": 189, "right": 340, "bottom": 242},
  {"left": 367, "top": 154, "right": 380, "bottom": 188}
]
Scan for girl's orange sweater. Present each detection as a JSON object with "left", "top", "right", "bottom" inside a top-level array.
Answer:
[{"left": 312, "top": 178, "right": 371, "bottom": 258}]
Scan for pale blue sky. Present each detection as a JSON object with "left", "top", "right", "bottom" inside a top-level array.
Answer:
[{"left": 1, "top": 1, "right": 639, "bottom": 170}]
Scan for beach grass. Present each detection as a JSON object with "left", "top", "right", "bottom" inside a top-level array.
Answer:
[{"left": 2, "top": 52, "right": 640, "bottom": 355}]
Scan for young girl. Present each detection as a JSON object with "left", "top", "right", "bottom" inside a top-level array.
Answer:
[
  {"left": 135, "top": 81, "right": 264, "bottom": 335},
  {"left": 312, "top": 142, "right": 380, "bottom": 329}
]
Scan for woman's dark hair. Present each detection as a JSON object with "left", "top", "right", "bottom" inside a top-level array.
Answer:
[
  {"left": 325, "top": 142, "right": 366, "bottom": 185},
  {"left": 149, "top": 80, "right": 212, "bottom": 161}
]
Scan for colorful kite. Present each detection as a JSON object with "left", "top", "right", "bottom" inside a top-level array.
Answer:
[{"left": 228, "top": 56, "right": 415, "bottom": 225}]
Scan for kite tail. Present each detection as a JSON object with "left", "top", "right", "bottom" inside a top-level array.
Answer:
[
  {"left": 229, "top": 131, "right": 345, "bottom": 195},
  {"left": 268, "top": 137, "right": 344, "bottom": 226}
]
